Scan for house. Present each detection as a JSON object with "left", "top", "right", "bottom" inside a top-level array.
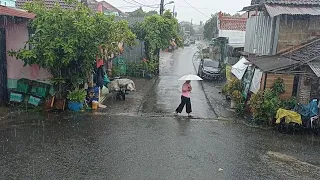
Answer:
[
  {"left": 96, "top": 0, "right": 126, "bottom": 17},
  {"left": 16, "top": 0, "right": 126, "bottom": 16},
  {"left": 217, "top": 12, "right": 247, "bottom": 48},
  {"left": 0, "top": 5, "right": 51, "bottom": 104},
  {"left": 240, "top": 0, "right": 320, "bottom": 103},
  {"left": 246, "top": 38, "right": 320, "bottom": 103},
  {"left": 242, "top": 0, "right": 320, "bottom": 55},
  {"left": 214, "top": 12, "right": 248, "bottom": 65}
]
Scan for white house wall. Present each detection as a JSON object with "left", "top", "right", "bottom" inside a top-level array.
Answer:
[{"left": 219, "top": 30, "right": 246, "bottom": 47}]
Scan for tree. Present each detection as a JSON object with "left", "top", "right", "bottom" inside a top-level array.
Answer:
[
  {"left": 9, "top": 1, "right": 135, "bottom": 96},
  {"left": 128, "top": 7, "right": 158, "bottom": 17},
  {"left": 180, "top": 21, "right": 195, "bottom": 36},
  {"left": 203, "top": 15, "right": 218, "bottom": 40},
  {"left": 131, "top": 10, "right": 182, "bottom": 61}
]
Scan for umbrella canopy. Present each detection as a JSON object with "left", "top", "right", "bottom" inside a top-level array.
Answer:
[{"left": 179, "top": 74, "right": 203, "bottom": 81}]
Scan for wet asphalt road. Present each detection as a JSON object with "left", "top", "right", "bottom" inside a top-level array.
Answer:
[
  {"left": 141, "top": 45, "right": 217, "bottom": 118},
  {"left": 1, "top": 44, "right": 320, "bottom": 179}
]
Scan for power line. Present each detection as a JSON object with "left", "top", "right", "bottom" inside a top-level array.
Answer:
[
  {"left": 182, "top": 0, "right": 210, "bottom": 18},
  {"left": 127, "top": 0, "right": 159, "bottom": 8}
]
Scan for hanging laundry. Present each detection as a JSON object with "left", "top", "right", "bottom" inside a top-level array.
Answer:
[{"left": 96, "top": 66, "right": 105, "bottom": 89}]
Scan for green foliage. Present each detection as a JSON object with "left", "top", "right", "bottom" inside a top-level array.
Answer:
[
  {"left": 227, "top": 79, "right": 242, "bottom": 94},
  {"left": 128, "top": 8, "right": 158, "bottom": 17},
  {"left": 67, "top": 88, "right": 87, "bottom": 102},
  {"left": 248, "top": 90, "right": 264, "bottom": 120},
  {"left": 272, "top": 78, "right": 285, "bottom": 95},
  {"left": 203, "top": 15, "right": 217, "bottom": 40},
  {"left": 180, "top": 21, "right": 195, "bottom": 36},
  {"left": 131, "top": 10, "right": 182, "bottom": 60},
  {"left": 281, "top": 97, "right": 297, "bottom": 110},
  {"left": 231, "top": 90, "right": 242, "bottom": 103},
  {"left": 235, "top": 102, "right": 245, "bottom": 116},
  {"left": 112, "top": 66, "right": 121, "bottom": 76},
  {"left": 9, "top": 1, "right": 135, "bottom": 96},
  {"left": 248, "top": 78, "right": 291, "bottom": 125}
]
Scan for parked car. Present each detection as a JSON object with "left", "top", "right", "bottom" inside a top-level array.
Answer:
[{"left": 197, "top": 59, "right": 221, "bottom": 80}]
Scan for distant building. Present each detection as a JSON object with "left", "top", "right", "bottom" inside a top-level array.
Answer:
[{"left": 217, "top": 12, "right": 247, "bottom": 48}]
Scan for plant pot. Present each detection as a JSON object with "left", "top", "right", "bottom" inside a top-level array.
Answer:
[
  {"left": 54, "top": 98, "right": 66, "bottom": 111},
  {"left": 68, "top": 101, "right": 83, "bottom": 112},
  {"left": 230, "top": 100, "right": 237, "bottom": 109}
]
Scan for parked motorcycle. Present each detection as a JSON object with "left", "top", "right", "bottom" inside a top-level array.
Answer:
[
  {"left": 293, "top": 99, "right": 319, "bottom": 135},
  {"left": 276, "top": 99, "right": 319, "bottom": 135}
]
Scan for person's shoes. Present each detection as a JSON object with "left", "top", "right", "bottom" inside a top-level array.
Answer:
[
  {"left": 174, "top": 112, "right": 178, "bottom": 116},
  {"left": 187, "top": 113, "right": 192, "bottom": 117}
]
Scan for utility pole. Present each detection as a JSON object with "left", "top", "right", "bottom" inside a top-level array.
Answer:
[
  {"left": 172, "top": 5, "right": 175, "bottom": 16},
  {"left": 156, "top": 0, "right": 165, "bottom": 75},
  {"left": 160, "top": 0, "right": 165, "bottom": 15}
]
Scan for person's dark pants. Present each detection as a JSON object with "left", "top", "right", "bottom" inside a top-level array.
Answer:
[{"left": 176, "top": 95, "right": 192, "bottom": 114}]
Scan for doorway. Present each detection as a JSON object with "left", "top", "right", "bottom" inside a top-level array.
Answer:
[{"left": 0, "top": 28, "right": 8, "bottom": 105}]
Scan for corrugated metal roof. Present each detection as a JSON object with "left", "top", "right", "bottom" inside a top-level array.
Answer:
[
  {"left": 249, "top": 56, "right": 299, "bottom": 71},
  {"left": 251, "top": 0, "right": 320, "bottom": 5},
  {"left": 308, "top": 61, "right": 320, "bottom": 77},
  {"left": 0, "top": 5, "right": 35, "bottom": 19},
  {"left": 282, "top": 38, "right": 320, "bottom": 62},
  {"left": 265, "top": 4, "right": 320, "bottom": 17}
]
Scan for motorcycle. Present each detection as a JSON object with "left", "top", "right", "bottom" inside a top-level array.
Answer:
[
  {"left": 293, "top": 99, "right": 320, "bottom": 135},
  {"left": 276, "top": 99, "right": 320, "bottom": 135}
]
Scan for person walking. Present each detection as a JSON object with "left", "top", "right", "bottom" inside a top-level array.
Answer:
[{"left": 174, "top": 80, "right": 192, "bottom": 116}]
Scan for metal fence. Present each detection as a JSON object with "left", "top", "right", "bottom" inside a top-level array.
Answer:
[{"left": 115, "top": 16, "right": 146, "bottom": 63}]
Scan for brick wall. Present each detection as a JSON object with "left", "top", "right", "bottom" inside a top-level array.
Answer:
[{"left": 277, "top": 15, "right": 320, "bottom": 52}]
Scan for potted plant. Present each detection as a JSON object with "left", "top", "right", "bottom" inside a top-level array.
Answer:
[
  {"left": 50, "top": 77, "right": 67, "bottom": 110},
  {"left": 67, "top": 88, "right": 87, "bottom": 112},
  {"left": 231, "top": 90, "right": 242, "bottom": 109}
]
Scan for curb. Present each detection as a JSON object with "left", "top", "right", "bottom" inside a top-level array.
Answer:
[{"left": 191, "top": 54, "right": 219, "bottom": 118}]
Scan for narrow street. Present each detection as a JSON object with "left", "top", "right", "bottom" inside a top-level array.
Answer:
[{"left": 0, "top": 45, "right": 320, "bottom": 179}]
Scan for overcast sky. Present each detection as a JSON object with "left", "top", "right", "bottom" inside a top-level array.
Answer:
[{"left": 103, "top": 0, "right": 251, "bottom": 24}]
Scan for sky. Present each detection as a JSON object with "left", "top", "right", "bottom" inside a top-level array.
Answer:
[{"left": 103, "top": 0, "right": 252, "bottom": 24}]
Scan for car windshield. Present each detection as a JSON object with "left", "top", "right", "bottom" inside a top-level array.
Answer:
[{"left": 203, "top": 60, "right": 219, "bottom": 68}]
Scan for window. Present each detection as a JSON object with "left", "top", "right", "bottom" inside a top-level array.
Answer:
[{"left": 203, "top": 60, "right": 219, "bottom": 68}]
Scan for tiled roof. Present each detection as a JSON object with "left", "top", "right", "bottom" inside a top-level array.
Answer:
[
  {"left": 16, "top": 0, "right": 75, "bottom": 9},
  {"left": 282, "top": 38, "right": 320, "bottom": 63},
  {"left": 99, "top": 1, "right": 125, "bottom": 16},
  {"left": 251, "top": 0, "right": 320, "bottom": 5},
  {"left": 218, "top": 16, "right": 247, "bottom": 31},
  {"left": 0, "top": 5, "right": 35, "bottom": 19}
]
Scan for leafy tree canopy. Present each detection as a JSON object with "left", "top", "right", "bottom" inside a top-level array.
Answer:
[
  {"left": 128, "top": 7, "right": 158, "bottom": 17},
  {"left": 179, "top": 21, "right": 195, "bottom": 36},
  {"left": 9, "top": 0, "right": 135, "bottom": 92},
  {"left": 131, "top": 10, "right": 182, "bottom": 60},
  {"left": 203, "top": 15, "right": 217, "bottom": 40},
  {"left": 203, "top": 12, "right": 242, "bottom": 40}
]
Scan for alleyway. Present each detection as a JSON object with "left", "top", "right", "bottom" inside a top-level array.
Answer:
[{"left": 1, "top": 44, "right": 320, "bottom": 179}]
